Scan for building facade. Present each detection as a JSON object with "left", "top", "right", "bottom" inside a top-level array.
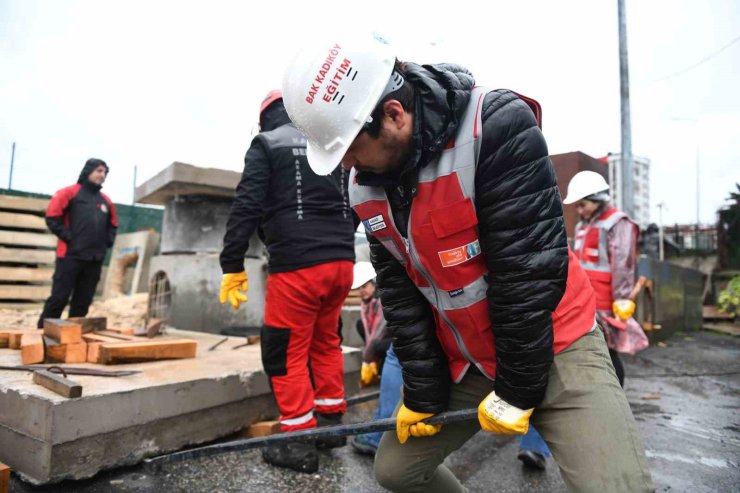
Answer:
[{"left": 606, "top": 153, "right": 651, "bottom": 229}]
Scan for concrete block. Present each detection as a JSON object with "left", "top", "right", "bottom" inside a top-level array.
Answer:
[{"left": 0, "top": 328, "right": 362, "bottom": 484}]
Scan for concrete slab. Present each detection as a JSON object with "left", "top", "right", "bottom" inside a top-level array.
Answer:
[
  {"left": 0, "top": 329, "right": 362, "bottom": 484},
  {"left": 134, "top": 162, "right": 241, "bottom": 205}
]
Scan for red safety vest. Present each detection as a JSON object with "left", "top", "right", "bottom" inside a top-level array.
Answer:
[
  {"left": 350, "top": 87, "right": 596, "bottom": 383},
  {"left": 573, "top": 207, "right": 632, "bottom": 310}
]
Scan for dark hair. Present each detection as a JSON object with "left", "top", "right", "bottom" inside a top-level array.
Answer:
[{"left": 363, "top": 60, "right": 415, "bottom": 138}]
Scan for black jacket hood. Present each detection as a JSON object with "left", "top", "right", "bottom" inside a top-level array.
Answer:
[
  {"left": 357, "top": 63, "right": 475, "bottom": 187},
  {"left": 78, "top": 158, "right": 109, "bottom": 186},
  {"left": 260, "top": 100, "right": 292, "bottom": 132}
]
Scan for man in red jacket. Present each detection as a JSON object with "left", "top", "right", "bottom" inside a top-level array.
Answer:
[{"left": 38, "top": 158, "right": 117, "bottom": 328}]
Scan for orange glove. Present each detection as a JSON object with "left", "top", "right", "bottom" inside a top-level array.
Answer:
[
  {"left": 360, "top": 362, "right": 379, "bottom": 387},
  {"left": 219, "top": 271, "right": 249, "bottom": 309},
  {"left": 396, "top": 404, "right": 442, "bottom": 444}
]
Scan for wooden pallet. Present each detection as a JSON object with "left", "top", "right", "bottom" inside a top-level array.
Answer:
[{"left": 0, "top": 195, "right": 54, "bottom": 306}]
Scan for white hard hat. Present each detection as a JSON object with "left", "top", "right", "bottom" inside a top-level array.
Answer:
[
  {"left": 282, "top": 33, "right": 398, "bottom": 175},
  {"left": 563, "top": 171, "right": 610, "bottom": 204},
  {"left": 352, "top": 261, "right": 376, "bottom": 290}
]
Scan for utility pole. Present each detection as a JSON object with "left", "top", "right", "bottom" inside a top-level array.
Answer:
[
  {"left": 8, "top": 142, "right": 16, "bottom": 190},
  {"left": 657, "top": 202, "right": 665, "bottom": 261},
  {"left": 618, "top": 0, "right": 634, "bottom": 217}
]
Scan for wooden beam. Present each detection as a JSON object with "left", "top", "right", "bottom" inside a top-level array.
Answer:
[
  {"left": 2, "top": 329, "right": 37, "bottom": 349},
  {"left": 43, "top": 319, "right": 82, "bottom": 344},
  {"left": 0, "top": 246, "right": 56, "bottom": 264},
  {"left": 244, "top": 420, "right": 282, "bottom": 438},
  {"left": 83, "top": 333, "right": 126, "bottom": 363},
  {"left": 0, "top": 266, "right": 53, "bottom": 283},
  {"left": 96, "top": 330, "right": 136, "bottom": 340},
  {"left": 0, "top": 211, "right": 48, "bottom": 230},
  {"left": 0, "top": 461, "right": 9, "bottom": 493},
  {"left": 67, "top": 317, "right": 107, "bottom": 333},
  {"left": 0, "top": 333, "right": 7, "bottom": 348},
  {"left": 0, "top": 195, "right": 49, "bottom": 213},
  {"left": 32, "top": 369, "right": 82, "bottom": 398},
  {"left": 44, "top": 338, "right": 87, "bottom": 364},
  {"left": 0, "top": 230, "right": 56, "bottom": 248},
  {"left": 0, "top": 302, "right": 44, "bottom": 310},
  {"left": 100, "top": 339, "right": 198, "bottom": 364},
  {"left": 21, "top": 333, "right": 44, "bottom": 364},
  {"left": 0, "top": 285, "right": 51, "bottom": 300}
]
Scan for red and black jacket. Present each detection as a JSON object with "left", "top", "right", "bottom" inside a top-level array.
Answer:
[{"left": 46, "top": 182, "right": 118, "bottom": 261}]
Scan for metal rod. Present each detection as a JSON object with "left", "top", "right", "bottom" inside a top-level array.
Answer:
[
  {"left": 208, "top": 337, "right": 229, "bottom": 351},
  {"left": 0, "top": 365, "right": 140, "bottom": 377},
  {"left": 346, "top": 390, "right": 379, "bottom": 407},
  {"left": 144, "top": 408, "right": 478, "bottom": 469}
]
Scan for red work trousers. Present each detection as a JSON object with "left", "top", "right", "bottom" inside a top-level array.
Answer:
[{"left": 262, "top": 260, "right": 353, "bottom": 432}]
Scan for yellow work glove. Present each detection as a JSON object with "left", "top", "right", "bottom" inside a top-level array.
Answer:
[
  {"left": 612, "top": 299, "right": 636, "bottom": 321},
  {"left": 478, "top": 390, "right": 534, "bottom": 435},
  {"left": 396, "top": 404, "right": 442, "bottom": 444},
  {"left": 219, "top": 271, "right": 249, "bottom": 309},
  {"left": 360, "top": 362, "right": 379, "bottom": 387}
]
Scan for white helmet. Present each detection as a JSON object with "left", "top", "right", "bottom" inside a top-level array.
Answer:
[
  {"left": 282, "top": 33, "right": 398, "bottom": 175},
  {"left": 563, "top": 171, "right": 610, "bottom": 204},
  {"left": 351, "top": 261, "right": 376, "bottom": 290}
]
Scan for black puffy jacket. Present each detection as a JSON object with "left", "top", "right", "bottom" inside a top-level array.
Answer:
[
  {"left": 220, "top": 101, "right": 355, "bottom": 274},
  {"left": 359, "top": 63, "right": 568, "bottom": 412}
]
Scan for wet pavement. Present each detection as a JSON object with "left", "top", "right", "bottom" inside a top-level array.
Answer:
[{"left": 10, "top": 330, "right": 740, "bottom": 492}]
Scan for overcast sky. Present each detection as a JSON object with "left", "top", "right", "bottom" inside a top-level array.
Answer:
[{"left": 1, "top": 0, "right": 738, "bottom": 226}]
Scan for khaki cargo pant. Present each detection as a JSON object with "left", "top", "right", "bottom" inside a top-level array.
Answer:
[{"left": 373, "top": 328, "right": 654, "bottom": 493}]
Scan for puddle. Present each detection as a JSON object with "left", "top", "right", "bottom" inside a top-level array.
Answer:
[{"left": 646, "top": 450, "right": 730, "bottom": 469}]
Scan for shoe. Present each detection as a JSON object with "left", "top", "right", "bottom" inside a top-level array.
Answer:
[
  {"left": 517, "top": 450, "right": 546, "bottom": 470},
  {"left": 315, "top": 412, "right": 347, "bottom": 450},
  {"left": 262, "top": 441, "right": 319, "bottom": 473},
  {"left": 350, "top": 434, "right": 378, "bottom": 456}
]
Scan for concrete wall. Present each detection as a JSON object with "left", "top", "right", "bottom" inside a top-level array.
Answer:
[{"left": 150, "top": 253, "right": 267, "bottom": 333}]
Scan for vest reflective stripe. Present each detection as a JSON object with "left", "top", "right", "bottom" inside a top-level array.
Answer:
[
  {"left": 575, "top": 208, "right": 627, "bottom": 310},
  {"left": 418, "top": 275, "right": 489, "bottom": 310}
]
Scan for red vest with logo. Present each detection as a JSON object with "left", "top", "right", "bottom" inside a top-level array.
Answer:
[
  {"left": 573, "top": 207, "right": 633, "bottom": 310},
  {"left": 350, "top": 87, "right": 596, "bottom": 383}
]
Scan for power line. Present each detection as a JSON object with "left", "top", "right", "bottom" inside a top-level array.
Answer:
[{"left": 652, "top": 33, "right": 740, "bottom": 82}]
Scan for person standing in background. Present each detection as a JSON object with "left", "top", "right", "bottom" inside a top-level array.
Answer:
[{"left": 38, "top": 158, "right": 117, "bottom": 328}]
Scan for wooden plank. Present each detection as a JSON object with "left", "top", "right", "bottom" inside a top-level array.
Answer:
[
  {"left": 0, "top": 195, "right": 49, "bottom": 213},
  {"left": 0, "top": 246, "right": 56, "bottom": 264},
  {"left": 20, "top": 333, "right": 44, "bottom": 364},
  {"left": 0, "top": 302, "right": 44, "bottom": 310},
  {"left": 67, "top": 317, "right": 107, "bottom": 333},
  {"left": 32, "top": 369, "right": 82, "bottom": 398},
  {"left": 0, "top": 333, "right": 7, "bottom": 348},
  {"left": 3, "top": 330, "right": 37, "bottom": 349},
  {"left": 0, "top": 266, "right": 53, "bottom": 283},
  {"left": 83, "top": 333, "right": 125, "bottom": 344},
  {"left": 0, "top": 211, "right": 48, "bottom": 230},
  {"left": 96, "top": 330, "right": 136, "bottom": 340},
  {"left": 0, "top": 285, "right": 51, "bottom": 300},
  {"left": 244, "top": 420, "right": 282, "bottom": 438},
  {"left": 43, "top": 319, "right": 82, "bottom": 344},
  {"left": 0, "top": 461, "right": 9, "bottom": 493},
  {"left": 0, "top": 231, "right": 56, "bottom": 248},
  {"left": 45, "top": 339, "right": 87, "bottom": 364},
  {"left": 104, "top": 327, "right": 135, "bottom": 336},
  {"left": 100, "top": 339, "right": 198, "bottom": 364}
]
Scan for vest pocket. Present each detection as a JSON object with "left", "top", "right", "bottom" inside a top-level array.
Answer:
[{"left": 429, "top": 198, "right": 478, "bottom": 239}]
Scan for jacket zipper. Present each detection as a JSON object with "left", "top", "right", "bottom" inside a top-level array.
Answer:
[{"left": 403, "top": 208, "right": 481, "bottom": 373}]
